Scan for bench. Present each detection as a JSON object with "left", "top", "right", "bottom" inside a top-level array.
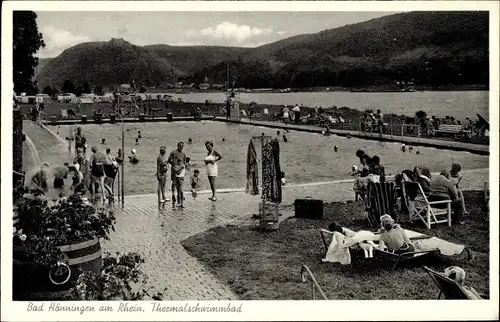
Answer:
[{"left": 435, "top": 124, "right": 472, "bottom": 138}]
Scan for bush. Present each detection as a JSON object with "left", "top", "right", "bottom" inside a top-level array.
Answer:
[{"left": 13, "top": 188, "right": 116, "bottom": 269}]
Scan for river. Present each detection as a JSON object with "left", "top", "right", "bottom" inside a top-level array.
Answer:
[{"left": 168, "top": 91, "right": 489, "bottom": 121}]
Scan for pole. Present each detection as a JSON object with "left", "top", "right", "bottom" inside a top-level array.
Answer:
[{"left": 119, "top": 96, "right": 125, "bottom": 208}]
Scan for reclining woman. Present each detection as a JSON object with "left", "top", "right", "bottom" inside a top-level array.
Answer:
[
  {"left": 414, "top": 166, "right": 432, "bottom": 195},
  {"left": 327, "top": 222, "right": 377, "bottom": 258},
  {"left": 378, "top": 214, "right": 415, "bottom": 254},
  {"left": 444, "top": 266, "right": 484, "bottom": 299}
]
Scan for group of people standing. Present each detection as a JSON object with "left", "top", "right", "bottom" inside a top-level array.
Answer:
[
  {"left": 156, "top": 140, "right": 222, "bottom": 208},
  {"left": 281, "top": 104, "right": 301, "bottom": 124},
  {"left": 30, "top": 127, "right": 122, "bottom": 204}
]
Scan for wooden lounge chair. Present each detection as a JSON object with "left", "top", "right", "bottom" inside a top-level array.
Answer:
[
  {"left": 320, "top": 229, "right": 469, "bottom": 272},
  {"left": 374, "top": 240, "right": 439, "bottom": 272},
  {"left": 424, "top": 266, "right": 488, "bottom": 300},
  {"left": 402, "top": 181, "right": 451, "bottom": 229},
  {"left": 365, "top": 182, "right": 397, "bottom": 227}
]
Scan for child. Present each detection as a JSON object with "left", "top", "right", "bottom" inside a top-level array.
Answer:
[
  {"left": 190, "top": 169, "right": 201, "bottom": 198},
  {"left": 280, "top": 171, "right": 287, "bottom": 186},
  {"left": 450, "top": 163, "right": 468, "bottom": 214},
  {"left": 185, "top": 157, "right": 191, "bottom": 170},
  {"left": 172, "top": 159, "right": 185, "bottom": 208},
  {"left": 70, "top": 163, "right": 84, "bottom": 194}
]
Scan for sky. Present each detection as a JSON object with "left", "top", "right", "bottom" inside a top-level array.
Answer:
[{"left": 35, "top": 11, "right": 398, "bottom": 58}]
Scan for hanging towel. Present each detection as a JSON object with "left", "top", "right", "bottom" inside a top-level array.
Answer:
[
  {"left": 270, "top": 139, "right": 282, "bottom": 203},
  {"left": 246, "top": 140, "right": 259, "bottom": 195},
  {"left": 261, "top": 141, "right": 275, "bottom": 201},
  {"left": 322, "top": 232, "right": 351, "bottom": 265}
]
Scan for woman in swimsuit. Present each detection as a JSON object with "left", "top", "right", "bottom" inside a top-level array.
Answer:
[{"left": 204, "top": 141, "right": 222, "bottom": 201}]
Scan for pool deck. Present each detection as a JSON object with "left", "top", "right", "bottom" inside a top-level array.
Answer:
[
  {"left": 102, "top": 168, "right": 488, "bottom": 301},
  {"left": 41, "top": 115, "right": 488, "bottom": 155},
  {"left": 20, "top": 119, "right": 490, "bottom": 300},
  {"left": 216, "top": 117, "right": 489, "bottom": 155}
]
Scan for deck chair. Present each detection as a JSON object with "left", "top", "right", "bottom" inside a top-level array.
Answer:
[
  {"left": 424, "top": 266, "right": 487, "bottom": 300},
  {"left": 365, "top": 182, "right": 397, "bottom": 227},
  {"left": 320, "top": 229, "right": 439, "bottom": 273},
  {"left": 374, "top": 238, "right": 440, "bottom": 272},
  {"left": 402, "top": 181, "right": 451, "bottom": 229},
  {"left": 61, "top": 109, "right": 68, "bottom": 119}
]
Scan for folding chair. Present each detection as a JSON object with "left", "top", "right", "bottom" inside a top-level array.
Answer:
[
  {"left": 424, "top": 266, "right": 487, "bottom": 300},
  {"left": 365, "top": 182, "right": 397, "bottom": 227},
  {"left": 402, "top": 181, "right": 451, "bottom": 229}
]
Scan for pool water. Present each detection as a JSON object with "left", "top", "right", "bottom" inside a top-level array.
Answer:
[{"left": 46, "top": 122, "right": 488, "bottom": 195}]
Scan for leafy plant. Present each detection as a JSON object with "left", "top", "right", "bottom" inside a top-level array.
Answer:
[
  {"left": 13, "top": 187, "right": 116, "bottom": 269},
  {"left": 70, "top": 252, "right": 167, "bottom": 300}
]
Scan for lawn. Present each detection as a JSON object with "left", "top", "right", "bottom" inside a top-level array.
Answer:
[{"left": 181, "top": 191, "right": 489, "bottom": 300}]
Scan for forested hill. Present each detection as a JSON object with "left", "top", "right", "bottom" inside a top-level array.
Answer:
[
  {"left": 36, "top": 39, "right": 248, "bottom": 88},
  {"left": 191, "top": 11, "right": 489, "bottom": 88},
  {"left": 37, "top": 11, "right": 488, "bottom": 90}
]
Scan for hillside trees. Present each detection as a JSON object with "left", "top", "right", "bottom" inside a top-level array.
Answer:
[{"left": 13, "top": 11, "right": 45, "bottom": 94}]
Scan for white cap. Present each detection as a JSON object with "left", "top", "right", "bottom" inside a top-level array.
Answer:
[
  {"left": 112, "top": 161, "right": 118, "bottom": 167},
  {"left": 131, "top": 149, "right": 136, "bottom": 154},
  {"left": 72, "top": 163, "right": 80, "bottom": 172},
  {"left": 402, "top": 144, "right": 406, "bottom": 147}
]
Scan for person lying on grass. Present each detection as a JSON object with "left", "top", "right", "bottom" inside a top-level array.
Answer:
[{"left": 377, "top": 215, "right": 415, "bottom": 254}]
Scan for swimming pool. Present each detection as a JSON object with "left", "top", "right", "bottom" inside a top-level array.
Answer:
[{"left": 44, "top": 121, "right": 488, "bottom": 195}]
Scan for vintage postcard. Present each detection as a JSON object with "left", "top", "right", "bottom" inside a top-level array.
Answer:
[{"left": 1, "top": 1, "right": 498, "bottom": 321}]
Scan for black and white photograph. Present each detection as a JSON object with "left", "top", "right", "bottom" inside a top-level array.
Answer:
[{"left": 2, "top": 1, "right": 498, "bottom": 321}]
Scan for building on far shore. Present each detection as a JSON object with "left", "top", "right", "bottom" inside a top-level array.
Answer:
[
  {"left": 212, "top": 84, "right": 224, "bottom": 90},
  {"left": 199, "top": 75, "right": 210, "bottom": 90}
]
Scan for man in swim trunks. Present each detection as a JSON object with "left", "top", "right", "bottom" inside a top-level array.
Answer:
[
  {"left": 74, "top": 127, "right": 86, "bottom": 154},
  {"left": 53, "top": 162, "right": 70, "bottom": 195},
  {"left": 168, "top": 142, "right": 186, "bottom": 208},
  {"left": 156, "top": 146, "right": 170, "bottom": 204},
  {"left": 89, "top": 146, "right": 107, "bottom": 204}
]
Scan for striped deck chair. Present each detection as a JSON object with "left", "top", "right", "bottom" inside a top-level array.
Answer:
[
  {"left": 402, "top": 181, "right": 451, "bottom": 229},
  {"left": 365, "top": 182, "right": 396, "bottom": 227},
  {"left": 424, "top": 266, "right": 488, "bottom": 300}
]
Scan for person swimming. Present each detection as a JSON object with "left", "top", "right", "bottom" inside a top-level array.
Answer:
[
  {"left": 188, "top": 138, "right": 193, "bottom": 144},
  {"left": 138, "top": 131, "right": 142, "bottom": 139},
  {"left": 334, "top": 145, "right": 338, "bottom": 152},
  {"left": 401, "top": 144, "right": 406, "bottom": 152},
  {"left": 282, "top": 135, "right": 288, "bottom": 143},
  {"left": 129, "top": 149, "right": 139, "bottom": 164},
  {"left": 135, "top": 137, "right": 139, "bottom": 144},
  {"left": 101, "top": 138, "right": 106, "bottom": 144}
]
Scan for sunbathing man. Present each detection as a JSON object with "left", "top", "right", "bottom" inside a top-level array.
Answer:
[{"left": 378, "top": 215, "right": 415, "bottom": 254}]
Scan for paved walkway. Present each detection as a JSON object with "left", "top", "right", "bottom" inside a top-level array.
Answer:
[
  {"left": 102, "top": 168, "right": 488, "bottom": 300},
  {"left": 217, "top": 117, "right": 489, "bottom": 155}
]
